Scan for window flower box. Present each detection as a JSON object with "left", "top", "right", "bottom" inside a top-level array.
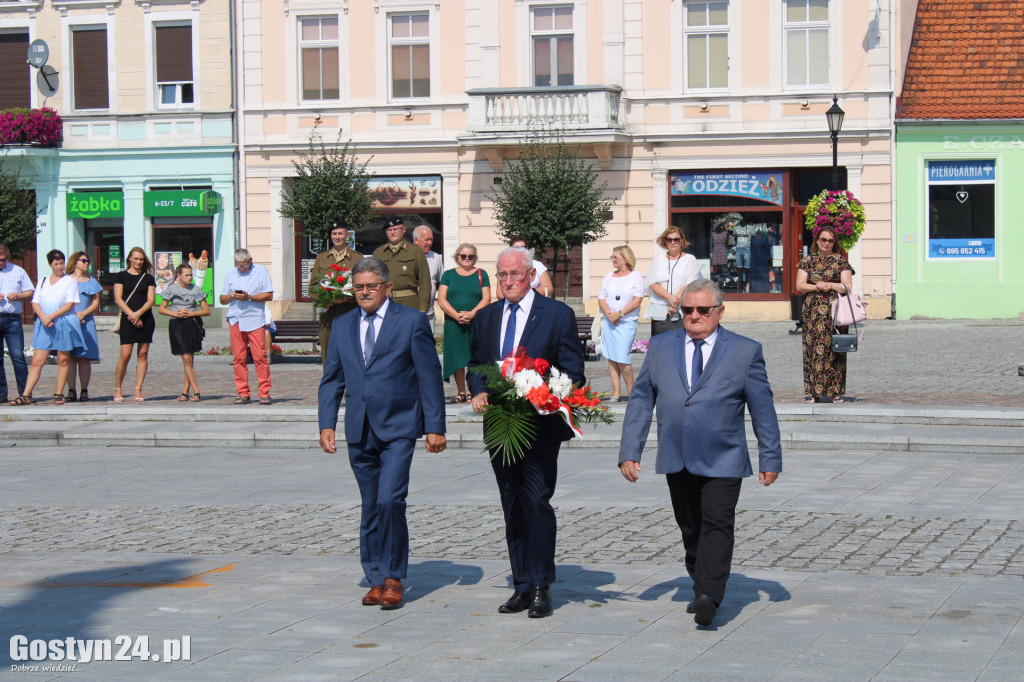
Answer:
[{"left": 0, "top": 108, "right": 63, "bottom": 148}]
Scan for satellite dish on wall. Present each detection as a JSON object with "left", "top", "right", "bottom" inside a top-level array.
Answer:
[
  {"left": 37, "top": 65, "right": 59, "bottom": 97},
  {"left": 27, "top": 39, "right": 49, "bottom": 68}
]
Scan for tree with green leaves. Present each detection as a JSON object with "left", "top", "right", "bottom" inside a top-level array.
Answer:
[
  {"left": 0, "top": 155, "right": 38, "bottom": 258},
  {"left": 488, "top": 131, "right": 614, "bottom": 298},
  {"left": 279, "top": 129, "right": 375, "bottom": 241}
]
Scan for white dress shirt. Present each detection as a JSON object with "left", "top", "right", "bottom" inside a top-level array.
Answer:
[
  {"left": 360, "top": 298, "right": 390, "bottom": 360},
  {"left": 684, "top": 329, "right": 718, "bottom": 390},
  {"left": 499, "top": 288, "right": 535, "bottom": 353}
]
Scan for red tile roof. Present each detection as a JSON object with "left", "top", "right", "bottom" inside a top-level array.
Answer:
[{"left": 896, "top": 0, "right": 1024, "bottom": 120}]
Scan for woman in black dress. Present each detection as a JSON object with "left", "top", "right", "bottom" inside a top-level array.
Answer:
[{"left": 113, "top": 246, "right": 156, "bottom": 402}]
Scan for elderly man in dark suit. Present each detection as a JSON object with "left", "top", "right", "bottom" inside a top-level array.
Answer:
[
  {"left": 318, "top": 257, "right": 447, "bottom": 610},
  {"left": 618, "top": 278, "right": 782, "bottom": 627},
  {"left": 468, "top": 246, "right": 585, "bottom": 618}
]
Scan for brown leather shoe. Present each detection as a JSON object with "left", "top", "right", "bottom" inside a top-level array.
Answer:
[
  {"left": 361, "top": 584, "right": 384, "bottom": 606},
  {"left": 380, "top": 578, "right": 403, "bottom": 609}
]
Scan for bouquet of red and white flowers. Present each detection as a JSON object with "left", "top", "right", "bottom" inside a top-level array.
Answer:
[
  {"left": 472, "top": 347, "right": 613, "bottom": 465},
  {"left": 311, "top": 263, "right": 354, "bottom": 312}
]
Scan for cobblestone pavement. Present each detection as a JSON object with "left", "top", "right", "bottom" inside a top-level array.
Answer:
[
  {"left": 5, "top": 504, "right": 1024, "bottom": 580},
  {"left": 5, "top": 445, "right": 1024, "bottom": 580}
]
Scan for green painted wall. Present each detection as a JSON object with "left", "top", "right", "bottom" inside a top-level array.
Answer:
[{"left": 895, "top": 124, "right": 1024, "bottom": 319}]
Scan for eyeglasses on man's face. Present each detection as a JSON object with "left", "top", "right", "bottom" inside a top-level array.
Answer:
[
  {"left": 496, "top": 270, "right": 528, "bottom": 282},
  {"left": 353, "top": 283, "right": 384, "bottom": 293},
  {"left": 681, "top": 305, "right": 720, "bottom": 317},
  {"left": 0, "top": 257, "right": 8, "bottom": 263}
]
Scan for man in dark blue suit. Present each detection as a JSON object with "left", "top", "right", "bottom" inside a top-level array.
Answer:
[
  {"left": 618, "top": 279, "right": 781, "bottom": 627},
  {"left": 319, "top": 257, "right": 447, "bottom": 610},
  {"left": 468, "top": 246, "right": 585, "bottom": 618}
]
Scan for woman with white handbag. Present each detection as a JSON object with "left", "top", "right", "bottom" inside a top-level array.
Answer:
[{"left": 796, "top": 228, "right": 854, "bottom": 403}]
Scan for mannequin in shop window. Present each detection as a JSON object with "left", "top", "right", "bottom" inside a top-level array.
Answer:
[{"left": 748, "top": 224, "right": 773, "bottom": 294}]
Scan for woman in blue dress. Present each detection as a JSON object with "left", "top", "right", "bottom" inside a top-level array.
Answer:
[
  {"left": 11, "top": 250, "right": 86, "bottom": 405},
  {"left": 66, "top": 250, "right": 102, "bottom": 402}
]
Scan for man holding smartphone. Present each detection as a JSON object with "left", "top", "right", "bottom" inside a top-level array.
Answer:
[{"left": 220, "top": 248, "right": 274, "bottom": 404}]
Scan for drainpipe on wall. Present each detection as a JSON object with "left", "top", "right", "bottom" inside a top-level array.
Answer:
[
  {"left": 888, "top": 0, "right": 898, "bottom": 319},
  {"left": 230, "top": 0, "right": 245, "bottom": 252}
]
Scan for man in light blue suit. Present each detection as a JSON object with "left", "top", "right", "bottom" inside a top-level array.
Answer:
[
  {"left": 618, "top": 279, "right": 781, "bottom": 627},
  {"left": 319, "top": 257, "right": 447, "bottom": 610}
]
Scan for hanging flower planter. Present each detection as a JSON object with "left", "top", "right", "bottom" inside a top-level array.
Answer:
[
  {"left": 0, "top": 108, "right": 63, "bottom": 148},
  {"left": 804, "top": 190, "right": 865, "bottom": 252}
]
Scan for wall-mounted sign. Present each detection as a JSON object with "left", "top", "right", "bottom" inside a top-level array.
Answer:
[
  {"left": 670, "top": 171, "right": 784, "bottom": 206},
  {"left": 67, "top": 192, "right": 125, "bottom": 219},
  {"left": 144, "top": 190, "right": 222, "bottom": 217},
  {"left": 369, "top": 176, "right": 441, "bottom": 209},
  {"left": 926, "top": 160, "right": 996, "bottom": 260}
]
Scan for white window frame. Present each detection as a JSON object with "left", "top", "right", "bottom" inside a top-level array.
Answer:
[
  {"left": 530, "top": 4, "right": 575, "bottom": 87},
  {"left": 783, "top": 0, "right": 831, "bottom": 90},
  {"left": 145, "top": 11, "right": 198, "bottom": 111},
  {"left": 297, "top": 15, "right": 341, "bottom": 102},
  {"left": 63, "top": 18, "right": 115, "bottom": 113},
  {"left": 284, "top": 4, "right": 348, "bottom": 107},
  {"left": 387, "top": 10, "right": 431, "bottom": 100},
  {"left": 683, "top": 1, "right": 730, "bottom": 92},
  {"left": 516, "top": 1, "right": 587, "bottom": 88},
  {"left": 373, "top": 3, "right": 439, "bottom": 105}
]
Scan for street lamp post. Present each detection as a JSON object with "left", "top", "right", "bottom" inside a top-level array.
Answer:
[{"left": 826, "top": 95, "right": 845, "bottom": 189}]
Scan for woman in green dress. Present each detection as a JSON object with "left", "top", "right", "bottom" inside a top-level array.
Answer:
[{"left": 437, "top": 243, "right": 491, "bottom": 403}]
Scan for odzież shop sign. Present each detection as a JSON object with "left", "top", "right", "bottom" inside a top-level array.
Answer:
[{"left": 67, "top": 192, "right": 125, "bottom": 219}]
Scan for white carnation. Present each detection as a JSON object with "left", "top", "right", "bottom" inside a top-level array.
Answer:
[
  {"left": 547, "top": 367, "right": 573, "bottom": 399},
  {"left": 513, "top": 369, "right": 544, "bottom": 397}
]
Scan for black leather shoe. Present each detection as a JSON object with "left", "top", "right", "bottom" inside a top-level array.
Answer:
[
  {"left": 686, "top": 601, "right": 696, "bottom": 614},
  {"left": 693, "top": 594, "right": 716, "bottom": 627},
  {"left": 498, "top": 590, "right": 531, "bottom": 614},
  {"left": 527, "top": 586, "right": 552, "bottom": 618}
]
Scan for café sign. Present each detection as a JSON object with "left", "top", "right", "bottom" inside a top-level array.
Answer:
[{"left": 144, "top": 190, "right": 223, "bottom": 217}]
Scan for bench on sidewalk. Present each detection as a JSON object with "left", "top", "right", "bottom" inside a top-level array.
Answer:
[
  {"left": 274, "top": 320, "right": 320, "bottom": 353},
  {"left": 576, "top": 315, "right": 595, "bottom": 357}
]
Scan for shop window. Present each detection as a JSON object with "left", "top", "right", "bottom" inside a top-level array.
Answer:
[
  {"left": 926, "top": 160, "right": 996, "bottom": 260},
  {"left": 389, "top": 12, "right": 430, "bottom": 99},
  {"left": 300, "top": 16, "right": 339, "bottom": 101},
  {"left": 670, "top": 171, "right": 786, "bottom": 295},
  {"left": 72, "top": 27, "right": 109, "bottom": 111},
  {"left": 532, "top": 5, "right": 574, "bottom": 87},
  {"left": 155, "top": 24, "right": 194, "bottom": 107},
  {"left": 0, "top": 31, "right": 31, "bottom": 108},
  {"left": 86, "top": 219, "right": 125, "bottom": 315},
  {"left": 684, "top": 1, "right": 728, "bottom": 90},
  {"left": 152, "top": 218, "right": 214, "bottom": 302},
  {"left": 784, "top": 0, "right": 829, "bottom": 88}
]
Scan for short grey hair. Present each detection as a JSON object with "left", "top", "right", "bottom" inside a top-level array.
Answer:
[
  {"left": 682, "top": 278, "right": 723, "bottom": 306},
  {"left": 413, "top": 225, "right": 433, "bottom": 240},
  {"left": 496, "top": 246, "right": 532, "bottom": 272},
  {"left": 233, "top": 248, "right": 252, "bottom": 264},
  {"left": 352, "top": 256, "right": 390, "bottom": 283}
]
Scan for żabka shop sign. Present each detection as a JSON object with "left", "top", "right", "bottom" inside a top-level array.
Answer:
[
  {"left": 144, "top": 190, "right": 223, "bottom": 217},
  {"left": 67, "top": 192, "right": 125, "bottom": 219}
]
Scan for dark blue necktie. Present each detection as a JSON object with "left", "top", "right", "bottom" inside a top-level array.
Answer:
[
  {"left": 691, "top": 338, "right": 704, "bottom": 389},
  {"left": 363, "top": 312, "right": 376, "bottom": 366},
  {"left": 501, "top": 303, "right": 519, "bottom": 358}
]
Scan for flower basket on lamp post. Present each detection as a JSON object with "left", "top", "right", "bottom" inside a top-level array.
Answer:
[{"left": 804, "top": 190, "right": 865, "bottom": 253}]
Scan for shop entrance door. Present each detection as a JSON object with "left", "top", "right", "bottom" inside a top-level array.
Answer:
[{"left": 86, "top": 225, "right": 124, "bottom": 315}]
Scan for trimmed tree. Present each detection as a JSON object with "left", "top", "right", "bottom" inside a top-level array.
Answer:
[
  {"left": 488, "top": 131, "right": 614, "bottom": 298},
  {"left": 279, "top": 129, "right": 375, "bottom": 241},
  {"left": 0, "top": 155, "right": 38, "bottom": 258}
]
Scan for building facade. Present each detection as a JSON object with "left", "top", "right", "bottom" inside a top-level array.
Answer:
[
  {"left": 239, "top": 0, "right": 909, "bottom": 320},
  {"left": 0, "top": 0, "right": 235, "bottom": 320},
  {"left": 895, "top": 0, "right": 1024, "bottom": 319}
]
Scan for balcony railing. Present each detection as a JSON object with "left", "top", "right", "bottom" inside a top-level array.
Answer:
[{"left": 466, "top": 86, "right": 623, "bottom": 133}]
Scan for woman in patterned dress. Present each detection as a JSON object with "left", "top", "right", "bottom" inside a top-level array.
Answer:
[{"left": 796, "top": 228, "right": 854, "bottom": 403}]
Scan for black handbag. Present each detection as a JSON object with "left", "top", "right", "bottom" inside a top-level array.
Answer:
[{"left": 830, "top": 284, "right": 859, "bottom": 353}]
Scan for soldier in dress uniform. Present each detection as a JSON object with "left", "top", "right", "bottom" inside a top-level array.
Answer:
[
  {"left": 309, "top": 222, "right": 363, "bottom": 363},
  {"left": 371, "top": 217, "right": 430, "bottom": 312}
]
